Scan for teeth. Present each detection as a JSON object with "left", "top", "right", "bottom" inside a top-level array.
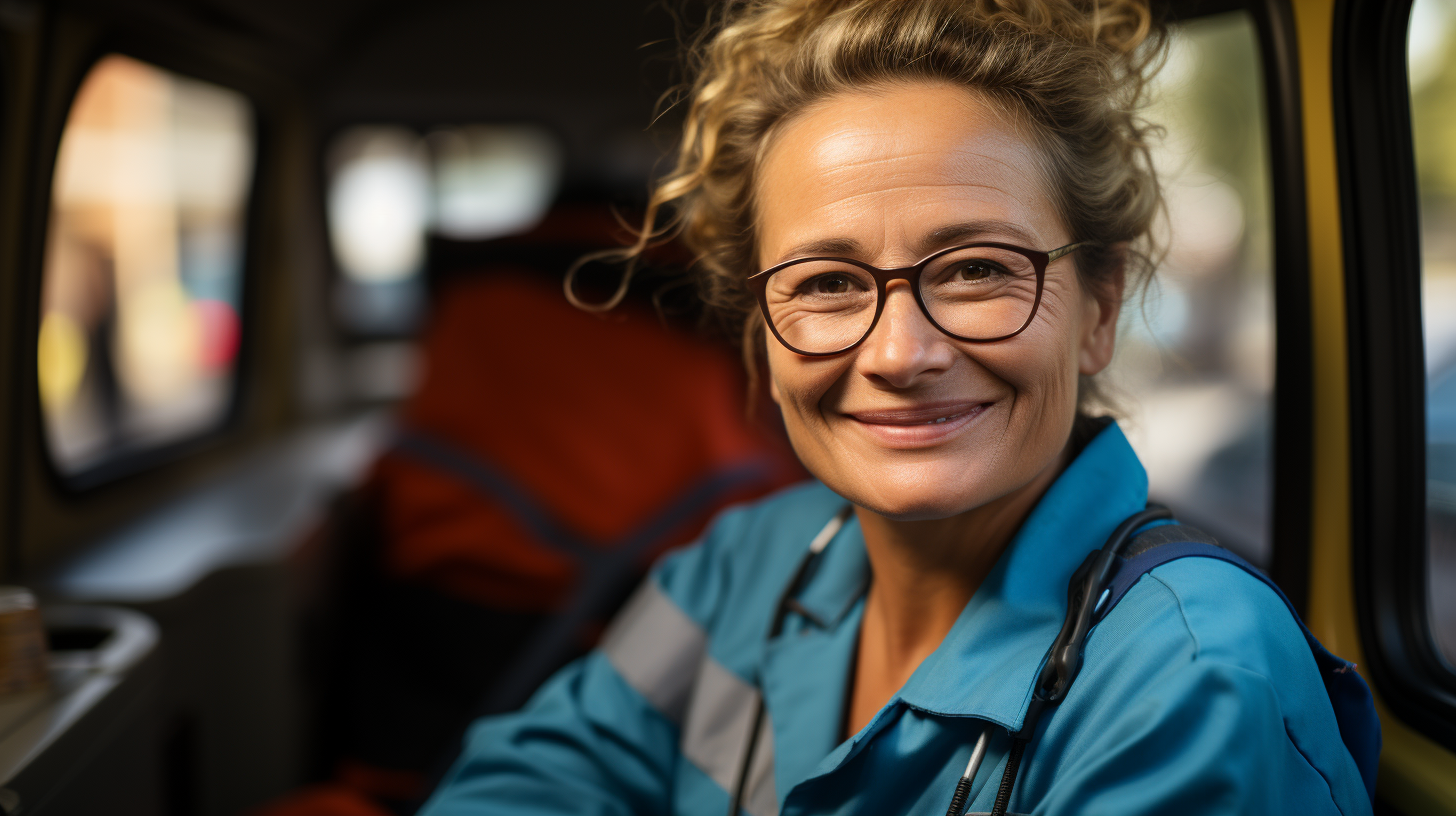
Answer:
[{"left": 925, "top": 413, "right": 958, "bottom": 425}]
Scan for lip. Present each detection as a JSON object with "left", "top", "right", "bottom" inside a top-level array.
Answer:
[{"left": 843, "top": 401, "right": 991, "bottom": 448}]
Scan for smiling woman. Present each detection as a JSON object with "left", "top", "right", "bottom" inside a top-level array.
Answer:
[
  {"left": 753, "top": 85, "right": 1113, "bottom": 526},
  {"left": 423, "top": 3, "right": 1378, "bottom": 815}
]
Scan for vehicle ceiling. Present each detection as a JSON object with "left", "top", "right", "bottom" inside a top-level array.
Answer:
[
  {"left": 71, "top": 0, "right": 702, "bottom": 193},
  {"left": 59, "top": 0, "right": 1216, "bottom": 195}
]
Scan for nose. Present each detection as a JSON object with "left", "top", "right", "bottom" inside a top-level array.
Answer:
[{"left": 854, "top": 280, "right": 956, "bottom": 389}]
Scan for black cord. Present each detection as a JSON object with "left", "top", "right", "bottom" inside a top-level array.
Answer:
[
  {"left": 727, "top": 696, "right": 767, "bottom": 816},
  {"left": 990, "top": 738, "right": 1027, "bottom": 816},
  {"left": 725, "top": 508, "right": 846, "bottom": 816},
  {"left": 945, "top": 505, "right": 1173, "bottom": 816},
  {"left": 943, "top": 776, "right": 975, "bottom": 816}
]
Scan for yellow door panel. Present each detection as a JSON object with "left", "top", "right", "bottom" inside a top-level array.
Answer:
[{"left": 1293, "top": 0, "right": 1456, "bottom": 810}]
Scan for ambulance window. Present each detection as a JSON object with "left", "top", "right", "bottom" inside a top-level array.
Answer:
[
  {"left": 1102, "top": 10, "right": 1275, "bottom": 567},
  {"left": 38, "top": 55, "right": 255, "bottom": 480},
  {"left": 1410, "top": 0, "right": 1456, "bottom": 668},
  {"left": 325, "top": 124, "right": 562, "bottom": 335}
]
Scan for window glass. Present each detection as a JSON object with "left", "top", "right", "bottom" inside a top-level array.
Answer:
[
  {"left": 326, "top": 124, "right": 562, "bottom": 334},
  {"left": 1100, "top": 11, "right": 1275, "bottom": 565},
  {"left": 1410, "top": 0, "right": 1456, "bottom": 666},
  {"left": 38, "top": 55, "right": 254, "bottom": 477}
]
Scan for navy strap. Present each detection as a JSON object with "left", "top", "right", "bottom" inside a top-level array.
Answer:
[
  {"left": 396, "top": 428, "right": 599, "bottom": 561},
  {"left": 1120, "top": 522, "right": 1219, "bottom": 559},
  {"left": 395, "top": 426, "right": 778, "bottom": 566},
  {"left": 392, "top": 425, "right": 781, "bottom": 711},
  {"left": 1097, "top": 526, "right": 1381, "bottom": 804}
]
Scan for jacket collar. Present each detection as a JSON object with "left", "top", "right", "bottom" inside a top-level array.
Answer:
[
  {"left": 894, "top": 420, "right": 1149, "bottom": 728},
  {"left": 770, "top": 421, "right": 1149, "bottom": 740}
]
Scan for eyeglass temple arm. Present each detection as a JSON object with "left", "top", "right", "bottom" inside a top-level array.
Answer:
[{"left": 1046, "top": 242, "right": 1084, "bottom": 264}]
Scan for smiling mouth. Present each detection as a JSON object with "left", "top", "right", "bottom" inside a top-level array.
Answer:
[
  {"left": 842, "top": 403, "right": 990, "bottom": 448},
  {"left": 848, "top": 402, "right": 990, "bottom": 424}
]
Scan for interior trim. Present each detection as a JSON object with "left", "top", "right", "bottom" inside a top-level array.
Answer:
[{"left": 1334, "top": 0, "right": 1456, "bottom": 751}]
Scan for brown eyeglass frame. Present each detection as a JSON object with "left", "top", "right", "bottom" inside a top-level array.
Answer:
[{"left": 746, "top": 241, "right": 1084, "bottom": 357}]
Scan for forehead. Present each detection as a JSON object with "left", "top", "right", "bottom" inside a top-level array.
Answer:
[{"left": 754, "top": 82, "right": 1064, "bottom": 266}]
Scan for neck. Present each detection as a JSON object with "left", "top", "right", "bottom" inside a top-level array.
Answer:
[{"left": 855, "top": 440, "right": 1074, "bottom": 675}]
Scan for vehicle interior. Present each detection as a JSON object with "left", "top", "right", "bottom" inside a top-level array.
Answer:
[{"left": 0, "top": 0, "right": 1453, "bottom": 814}]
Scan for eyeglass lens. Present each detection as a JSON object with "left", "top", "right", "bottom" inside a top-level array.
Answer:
[{"left": 762, "top": 245, "right": 1039, "bottom": 354}]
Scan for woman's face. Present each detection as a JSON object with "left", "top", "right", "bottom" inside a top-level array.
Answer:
[{"left": 756, "top": 82, "right": 1122, "bottom": 521}]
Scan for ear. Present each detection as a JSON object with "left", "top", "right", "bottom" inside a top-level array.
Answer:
[{"left": 1078, "top": 246, "right": 1126, "bottom": 376}]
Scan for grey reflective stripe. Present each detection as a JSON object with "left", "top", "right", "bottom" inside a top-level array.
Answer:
[
  {"left": 601, "top": 579, "right": 706, "bottom": 724},
  {"left": 600, "top": 578, "right": 780, "bottom": 815},
  {"left": 682, "top": 657, "right": 778, "bottom": 816},
  {"left": 741, "top": 697, "right": 777, "bottom": 816}
]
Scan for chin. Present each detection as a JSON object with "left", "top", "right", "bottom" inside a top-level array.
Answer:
[{"left": 819, "top": 457, "right": 1006, "bottom": 521}]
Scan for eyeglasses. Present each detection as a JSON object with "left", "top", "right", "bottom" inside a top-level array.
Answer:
[{"left": 746, "top": 241, "right": 1083, "bottom": 356}]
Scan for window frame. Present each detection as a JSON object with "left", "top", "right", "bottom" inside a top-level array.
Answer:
[
  {"left": 29, "top": 46, "right": 264, "bottom": 494},
  {"left": 1335, "top": 0, "right": 1456, "bottom": 749}
]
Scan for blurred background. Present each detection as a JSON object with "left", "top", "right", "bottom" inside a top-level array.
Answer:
[
  {"left": 38, "top": 55, "right": 253, "bottom": 474},
  {"left": 1104, "top": 12, "right": 1277, "bottom": 561},
  {"left": 1410, "top": 0, "right": 1456, "bottom": 670}
]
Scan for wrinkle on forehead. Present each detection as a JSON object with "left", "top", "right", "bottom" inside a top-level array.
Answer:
[
  {"left": 752, "top": 79, "right": 1053, "bottom": 210},
  {"left": 804, "top": 119, "right": 1032, "bottom": 177},
  {"left": 754, "top": 82, "right": 1065, "bottom": 269},
  {"left": 755, "top": 77, "right": 1033, "bottom": 167}
]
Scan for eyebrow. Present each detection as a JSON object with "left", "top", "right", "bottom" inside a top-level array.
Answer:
[
  {"left": 774, "top": 236, "right": 865, "bottom": 263},
  {"left": 771, "top": 219, "right": 1044, "bottom": 266},
  {"left": 920, "top": 220, "right": 1041, "bottom": 253}
]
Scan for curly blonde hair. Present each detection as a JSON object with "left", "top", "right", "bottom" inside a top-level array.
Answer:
[{"left": 570, "top": 0, "right": 1167, "bottom": 399}]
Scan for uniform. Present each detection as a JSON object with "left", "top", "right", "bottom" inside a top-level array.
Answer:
[{"left": 419, "top": 423, "right": 1375, "bottom": 816}]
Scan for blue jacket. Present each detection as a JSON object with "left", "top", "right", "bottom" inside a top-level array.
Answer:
[{"left": 420, "top": 423, "right": 1374, "bottom": 815}]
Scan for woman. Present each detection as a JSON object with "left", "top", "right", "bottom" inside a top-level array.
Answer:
[{"left": 420, "top": 1, "right": 1378, "bottom": 814}]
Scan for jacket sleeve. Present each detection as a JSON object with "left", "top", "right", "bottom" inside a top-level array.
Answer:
[
  {"left": 417, "top": 517, "right": 737, "bottom": 816},
  {"left": 416, "top": 646, "right": 683, "bottom": 816}
]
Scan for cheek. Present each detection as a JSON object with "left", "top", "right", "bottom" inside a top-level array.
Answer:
[
  {"left": 765, "top": 345, "right": 840, "bottom": 424},
  {"left": 765, "top": 345, "right": 797, "bottom": 413},
  {"left": 979, "top": 296, "right": 1084, "bottom": 416}
]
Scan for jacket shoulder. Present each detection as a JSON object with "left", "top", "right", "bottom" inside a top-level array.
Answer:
[
  {"left": 1095, "top": 556, "right": 1370, "bottom": 812},
  {"left": 1139, "top": 556, "right": 1307, "bottom": 674},
  {"left": 651, "top": 479, "right": 844, "bottom": 633}
]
